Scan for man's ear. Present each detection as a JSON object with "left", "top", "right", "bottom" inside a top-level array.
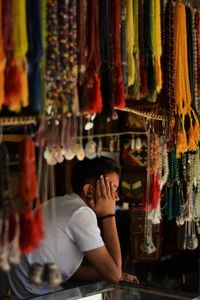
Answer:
[{"left": 83, "top": 184, "right": 94, "bottom": 199}]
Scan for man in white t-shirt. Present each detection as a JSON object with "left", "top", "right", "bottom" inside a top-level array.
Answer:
[{"left": 1, "top": 156, "right": 138, "bottom": 299}]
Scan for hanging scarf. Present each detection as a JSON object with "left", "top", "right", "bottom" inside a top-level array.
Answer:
[
  {"left": 26, "top": 0, "right": 43, "bottom": 112},
  {"left": 0, "top": 0, "right": 6, "bottom": 109},
  {"left": 39, "top": 0, "right": 47, "bottom": 115},
  {"left": 113, "top": 0, "right": 125, "bottom": 108},
  {"left": 99, "top": 0, "right": 113, "bottom": 117},
  {"left": 126, "top": 0, "right": 135, "bottom": 87},
  {"left": 138, "top": 0, "right": 147, "bottom": 97},
  {"left": 80, "top": 0, "right": 102, "bottom": 113},
  {"left": 132, "top": 0, "right": 140, "bottom": 98},
  {"left": 121, "top": 0, "right": 128, "bottom": 95},
  {"left": 144, "top": 0, "right": 157, "bottom": 101},
  {"left": 4, "top": 0, "right": 28, "bottom": 112}
]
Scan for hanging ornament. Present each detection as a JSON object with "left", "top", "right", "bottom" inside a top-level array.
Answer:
[
  {"left": 76, "top": 116, "right": 85, "bottom": 161},
  {"left": 131, "top": 134, "right": 135, "bottom": 151},
  {"left": 135, "top": 136, "right": 142, "bottom": 151},
  {"left": 140, "top": 126, "right": 156, "bottom": 255},
  {"left": 97, "top": 138, "right": 103, "bottom": 157},
  {"left": 109, "top": 136, "right": 115, "bottom": 153},
  {"left": 85, "top": 130, "right": 97, "bottom": 159}
]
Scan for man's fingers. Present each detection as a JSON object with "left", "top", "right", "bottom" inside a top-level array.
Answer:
[
  {"left": 96, "top": 179, "right": 101, "bottom": 199},
  {"left": 120, "top": 273, "right": 139, "bottom": 284},
  {"left": 99, "top": 175, "right": 107, "bottom": 196}
]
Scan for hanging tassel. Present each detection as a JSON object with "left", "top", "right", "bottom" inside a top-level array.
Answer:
[
  {"left": 176, "top": 127, "right": 188, "bottom": 157},
  {"left": 18, "top": 138, "right": 44, "bottom": 254},
  {"left": 87, "top": 74, "right": 102, "bottom": 113}
]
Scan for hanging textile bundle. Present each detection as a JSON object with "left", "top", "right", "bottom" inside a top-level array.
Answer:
[
  {"left": 82, "top": 0, "right": 102, "bottom": 113},
  {"left": 26, "top": 0, "right": 43, "bottom": 111},
  {"left": 18, "top": 137, "right": 44, "bottom": 254}
]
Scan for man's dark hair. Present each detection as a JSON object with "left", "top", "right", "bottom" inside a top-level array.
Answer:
[{"left": 71, "top": 156, "right": 121, "bottom": 195}]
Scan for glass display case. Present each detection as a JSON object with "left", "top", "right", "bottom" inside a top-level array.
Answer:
[{"left": 29, "top": 281, "right": 200, "bottom": 300}]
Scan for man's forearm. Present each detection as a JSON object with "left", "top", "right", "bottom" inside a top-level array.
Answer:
[
  {"left": 101, "top": 217, "right": 122, "bottom": 274},
  {"left": 70, "top": 265, "right": 102, "bottom": 282}
]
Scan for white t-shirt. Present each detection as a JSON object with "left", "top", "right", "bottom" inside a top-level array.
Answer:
[{"left": 7, "top": 193, "right": 104, "bottom": 299}]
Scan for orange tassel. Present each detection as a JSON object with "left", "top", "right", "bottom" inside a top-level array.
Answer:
[{"left": 176, "top": 127, "right": 188, "bottom": 157}]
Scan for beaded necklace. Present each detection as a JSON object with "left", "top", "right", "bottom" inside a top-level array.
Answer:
[
  {"left": 45, "top": 0, "right": 61, "bottom": 115},
  {"left": 195, "top": 11, "right": 200, "bottom": 107},
  {"left": 165, "top": 148, "right": 181, "bottom": 221},
  {"left": 192, "top": 8, "right": 198, "bottom": 112},
  {"left": 58, "top": 0, "right": 78, "bottom": 113},
  {"left": 174, "top": 3, "right": 199, "bottom": 156}
]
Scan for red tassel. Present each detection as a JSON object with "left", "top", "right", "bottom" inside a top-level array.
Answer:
[
  {"left": 114, "top": 66, "right": 126, "bottom": 108},
  {"left": 18, "top": 138, "right": 44, "bottom": 254},
  {"left": 20, "top": 210, "right": 37, "bottom": 254},
  {"left": 88, "top": 74, "right": 102, "bottom": 113}
]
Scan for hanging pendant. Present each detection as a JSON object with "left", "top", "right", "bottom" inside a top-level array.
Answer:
[
  {"left": 97, "top": 138, "right": 103, "bottom": 157},
  {"left": 131, "top": 134, "right": 135, "bottom": 151},
  {"left": 109, "top": 136, "right": 115, "bottom": 152},
  {"left": 135, "top": 136, "right": 142, "bottom": 151},
  {"left": 140, "top": 236, "right": 156, "bottom": 255}
]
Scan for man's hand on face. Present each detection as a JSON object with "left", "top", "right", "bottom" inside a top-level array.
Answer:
[{"left": 88, "top": 175, "right": 116, "bottom": 217}]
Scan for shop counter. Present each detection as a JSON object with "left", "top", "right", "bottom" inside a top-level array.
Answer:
[{"left": 29, "top": 281, "right": 199, "bottom": 300}]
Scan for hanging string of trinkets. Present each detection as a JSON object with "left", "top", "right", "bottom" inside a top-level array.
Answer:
[{"left": 0, "top": 141, "right": 20, "bottom": 271}]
